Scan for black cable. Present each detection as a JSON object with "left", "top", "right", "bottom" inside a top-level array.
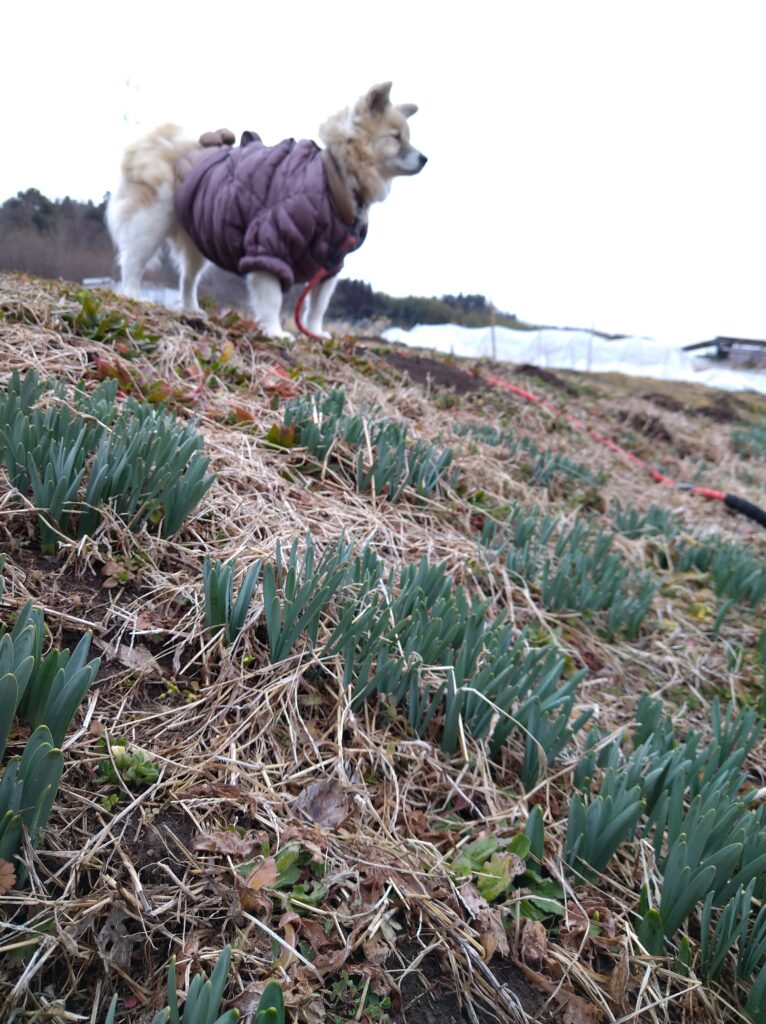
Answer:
[{"left": 724, "top": 494, "right": 766, "bottom": 529}]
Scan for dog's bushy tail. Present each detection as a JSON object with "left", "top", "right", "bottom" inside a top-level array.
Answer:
[{"left": 106, "top": 124, "right": 200, "bottom": 247}]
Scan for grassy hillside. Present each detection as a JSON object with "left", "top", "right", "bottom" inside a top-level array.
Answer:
[{"left": 1, "top": 272, "right": 766, "bottom": 1024}]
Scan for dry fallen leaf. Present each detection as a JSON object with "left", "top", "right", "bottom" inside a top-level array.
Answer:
[
  {"left": 514, "top": 959, "right": 604, "bottom": 1024},
  {"left": 0, "top": 859, "right": 16, "bottom": 895},
  {"left": 558, "top": 904, "right": 592, "bottom": 954},
  {"left": 362, "top": 932, "right": 390, "bottom": 965},
  {"left": 193, "top": 830, "right": 261, "bottom": 858},
  {"left": 236, "top": 982, "right": 270, "bottom": 1017},
  {"left": 459, "top": 880, "right": 489, "bottom": 917},
  {"left": 273, "top": 911, "right": 301, "bottom": 970},
  {"left": 95, "top": 907, "right": 138, "bottom": 968},
  {"left": 243, "top": 857, "right": 277, "bottom": 891},
  {"left": 183, "top": 782, "right": 259, "bottom": 816},
  {"left": 479, "top": 913, "right": 509, "bottom": 961},
  {"left": 300, "top": 918, "right": 333, "bottom": 954},
  {"left": 293, "top": 778, "right": 350, "bottom": 829},
  {"left": 561, "top": 997, "right": 603, "bottom": 1024},
  {"left": 279, "top": 824, "right": 325, "bottom": 862},
  {"left": 459, "top": 881, "right": 509, "bottom": 959},
  {"left": 97, "top": 639, "right": 162, "bottom": 676},
  {"left": 607, "top": 944, "right": 630, "bottom": 1010},
  {"left": 520, "top": 918, "right": 548, "bottom": 969}
]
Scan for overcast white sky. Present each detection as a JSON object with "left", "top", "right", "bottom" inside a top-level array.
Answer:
[{"left": 3, "top": 1, "right": 765, "bottom": 342}]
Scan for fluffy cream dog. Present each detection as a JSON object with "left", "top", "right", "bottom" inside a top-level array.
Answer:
[{"left": 106, "top": 83, "right": 426, "bottom": 338}]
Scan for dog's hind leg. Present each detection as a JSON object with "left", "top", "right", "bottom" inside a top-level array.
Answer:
[
  {"left": 246, "top": 271, "right": 293, "bottom": 339},
  {"left": 108, "top": 191, "right": 175, "bottom": 300},
  {"left": 304, "top": 275, "right": 339, "bottom": 338},
  {"left": 169, "top": 229, "right": 207, "bottom": 312}
]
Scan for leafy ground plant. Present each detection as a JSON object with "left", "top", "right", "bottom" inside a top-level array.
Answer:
[
  {"left": 566, "top": 696, "right": 766, "bottom": 1017},
  {"left": 94, "top": 739, "right": 160, "bottom": 809},
  {"left": 61, "top": 289, "right": 159, "bottom": 350}
]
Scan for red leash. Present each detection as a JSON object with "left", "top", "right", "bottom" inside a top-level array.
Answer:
[
  {"left": 294, "top": 232, "right": 362, "bottom": 342},
  {"left": 486, "top": 374, "right": 766, "bottom": 528},
  {"left": 294, "top": 268, "right": 331, "bottom": 342}
]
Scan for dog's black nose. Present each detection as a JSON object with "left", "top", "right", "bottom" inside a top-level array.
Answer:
[{"left": 419, "top": 153, "right": 428, "bottom": 168}]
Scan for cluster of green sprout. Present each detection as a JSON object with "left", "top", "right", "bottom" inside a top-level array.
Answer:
[
  {"left": 479, "top": 504, "right": 657, "bottom": 638},
  {"left": 732, "top": 422, "right": 766, "bottom": 461},
  {"left": 675, "top": 537, "right": 766, "bottom": 611},
  {"left": 274, "top": 387, "right": 453, "bottom": 501},
  {"left": 0, "top": 369, "right": 214, "bottom": 551},
  {"left": 103, "top": 946, "right": 284, "bottom": 1024},
  {"left": 0, "top": 556, "right": 100, "bottom": 882},
  {"left": 566, "top": 697, "right": 766, "bottom": 1021},
  {"left": 454, "top": 421, "right": 605, "bottom": 489},
  {"left": 204, "top": 535, "right": 588, "bottom": 786},
  {"left": 610, "top": 499, "right": 684, "bottom": 539}
]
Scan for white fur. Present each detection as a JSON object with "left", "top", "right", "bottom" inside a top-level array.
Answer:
[
  {"left": 303, "top": 277, "right": 340, "bottom": 339},
  {"left": 107, "top": 84, "right": 426, "bottom": 338},
  {"left": 245, "top": 273, "right": 288, "bottom": 339}
]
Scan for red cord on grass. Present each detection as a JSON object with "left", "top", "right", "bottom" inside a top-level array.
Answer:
[{"left": 486, "top": 375, "right": 729, "bottom": 505}]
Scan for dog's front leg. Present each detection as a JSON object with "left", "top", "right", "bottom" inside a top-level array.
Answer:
[
  {"left": 246, "top": 272, "right": 293, "bottom": 339},
  {"left": 304, "top": 275, "right": 339, "bottom": 339}
]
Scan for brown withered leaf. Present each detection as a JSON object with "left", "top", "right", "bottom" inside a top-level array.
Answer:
[
  {"left": 607, "top": 945, "right": 630, "bottom": 1010},
  {"left": 274, "top": 911, "right": 301, "bottom": 970},
  {"left": 236, "top": 857, "right": 278, "bottom": 913},
  {"left": 353, "top": 867, "right": 387, "bottom": 912},
  {"left": 279, "top": 824, "right": 325, "bottom": 861},
  {"left": 183, "top": 782, "right": 259, "bottom": 816},
  {"left": 0, "top": 859, "right": 16, "bottom": 895},
  {"left": 244, "top": 857, "right": 277, "bottom": 891},
  {"left": 300, "top": 918, "right": 333, "bottom": 954},
  {"left": 558, "top": 904, "right": 591, "bottom": 954},
  {"left": 312, "top": 943, "right": 352, "bottom": 977},
  {"left": 99, "top": 640, "right": 162, "bottom": 676},
  {"left": 95, "top": 907, "right": 137, "bottom": 968},
  {"left": 235, "top": 880, "right": 273, "bottom": 917},
  {"left": 561, "top": 998, "right": 603, "bottom": 1024},
  {"left": 193, "top": 830, "right": 261, "bottom": 858},
  {"left": 459, "top": 881, "right": 509, "bottom": 960},
  {"left": 236, "top": 983, "right": 270, "bottom": 1017},
  {"left": 514, "top": 959, "right": 603, "bottom": 1023},
  {"left": 520, "top": 918, "right": 548, "bottom": 969},
  {"left": 293, "top": 778, "right": 350, "bottom": 829},
  {"left": 458, "top": 880, "right": 489, "bottom": 917},
  {"left": 479, "top": 917, "right": 509, "bottom": 961},
  {"left": 307, "top": 923, "right": 365, "bottom": 978},
  {"left": 362, "top": 932, "right": 390, "bottom": 966}
]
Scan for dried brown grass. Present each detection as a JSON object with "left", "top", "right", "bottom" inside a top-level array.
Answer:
[{"left": 1, "top": 272, "right": 766, "bottom": 1023}]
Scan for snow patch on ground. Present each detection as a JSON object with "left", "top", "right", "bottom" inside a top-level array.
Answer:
[{"left": 382, "top": 324, "right": 766, "bottom": 395}]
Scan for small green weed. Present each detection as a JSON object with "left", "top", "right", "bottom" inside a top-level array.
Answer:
[{"left": 61, "top": 290, "right": 159, "bottom": 351}]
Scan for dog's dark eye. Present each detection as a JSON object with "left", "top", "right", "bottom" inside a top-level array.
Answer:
[{"left": 392, "top": 131, "right": 402, "bottom": 141}]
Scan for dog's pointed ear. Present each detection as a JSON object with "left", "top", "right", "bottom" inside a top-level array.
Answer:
[
  {"left": 365, "top": 82, "right": 393, "bottom": 116},
  {"left": 397, "top": 103, "right": 418, "bottom": 119}
]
